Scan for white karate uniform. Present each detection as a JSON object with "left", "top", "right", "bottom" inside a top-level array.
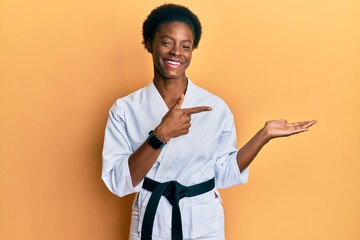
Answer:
[{"left": 102, "top": 79, "right": 249, "bottom": 239}]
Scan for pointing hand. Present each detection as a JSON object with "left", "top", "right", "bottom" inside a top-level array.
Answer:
[{"left": 154, "top": 94, "right": 212, "bottom": 142}]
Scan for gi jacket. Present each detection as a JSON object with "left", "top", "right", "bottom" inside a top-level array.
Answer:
[{"left": 102, "top": 79, "right": 249, "bottom": 239}]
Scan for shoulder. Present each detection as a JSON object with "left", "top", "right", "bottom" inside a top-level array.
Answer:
[
  {"left": 190, "top": 80, "right": 231, "bottom": 113},
  {"left": 110, "top": 86, "right": 148, "bottom": 114}
]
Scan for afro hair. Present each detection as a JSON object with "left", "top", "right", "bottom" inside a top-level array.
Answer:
[{"left": 142, "top": 4, "right": 202, "bottom": 51}]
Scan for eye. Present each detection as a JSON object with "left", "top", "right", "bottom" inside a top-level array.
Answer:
[
  {"left": 182, "top": 45, "right": 192, "bottom": 50},
  {"left": 161, "top": 41, "right": 172, "bottom": 46}
]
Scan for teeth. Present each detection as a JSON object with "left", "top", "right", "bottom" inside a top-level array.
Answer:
[{"left": 167, "top": 60, "right": 180, "bottom": 65}]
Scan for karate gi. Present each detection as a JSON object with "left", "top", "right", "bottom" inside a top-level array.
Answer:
[{"left": 102, "top": 79, "right": 249, "bottom": 239}]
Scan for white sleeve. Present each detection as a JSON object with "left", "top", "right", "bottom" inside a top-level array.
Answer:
[
  {"left": 101, "top": 103, "right": 143, "bottom": 197},
  {"left": 214, "top": 110, "right": 249, "bottom": 189}
]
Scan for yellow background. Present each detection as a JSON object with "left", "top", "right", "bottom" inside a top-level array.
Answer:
[{"left": 1, "top": 0, "right": 359, "bottom": 239}]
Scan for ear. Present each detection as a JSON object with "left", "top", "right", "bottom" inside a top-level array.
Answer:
[{"left": 146, "top": 39, "right": 153, "bottom": 53}]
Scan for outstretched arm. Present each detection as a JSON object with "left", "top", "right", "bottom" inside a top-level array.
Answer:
[{"left": 237, "top": 119, "right": 317, "bottom": 172}]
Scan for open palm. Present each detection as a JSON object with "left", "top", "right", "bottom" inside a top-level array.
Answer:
[{"left": 265, "top": 119, "right": 317, "bottom": 139}]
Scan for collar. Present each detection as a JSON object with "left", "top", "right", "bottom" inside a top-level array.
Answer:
[{"left": 145, "top": 78, "right": 196, "bottom": 116}]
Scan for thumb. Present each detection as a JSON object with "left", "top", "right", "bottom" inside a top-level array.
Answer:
[{"left": 172, "top": 93, "right": 184, "bottom": 110}]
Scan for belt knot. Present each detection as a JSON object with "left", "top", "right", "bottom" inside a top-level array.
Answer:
[
  {"left": 141, "top": 177, "right": 215, "bottom": 240},
  {"left": 164, "top": 181, "right": 187, "bottom": 204}
]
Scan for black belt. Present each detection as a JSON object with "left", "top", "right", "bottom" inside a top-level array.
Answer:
[{"left": 140, "top": 177, "right": 215, "bottom": 240}]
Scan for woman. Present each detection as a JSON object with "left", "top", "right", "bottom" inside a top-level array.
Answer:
[{"left": 102, "top": 4, "right": 316, "bottom": 240}]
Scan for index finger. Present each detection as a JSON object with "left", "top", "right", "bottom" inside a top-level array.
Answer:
[
  {"left": 183, "top": 106, "right": 212, "bottom": 115},
  {"left": 172, "top": 93, "right": 185, "bottom": 110}
]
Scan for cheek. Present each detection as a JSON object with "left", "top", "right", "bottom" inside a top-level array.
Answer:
[
  {"left": 151, "top": 52, "right": 162, "bottom": 65},
  {"left": 184, "top": 53, "right": 192, "bottom": 66}
]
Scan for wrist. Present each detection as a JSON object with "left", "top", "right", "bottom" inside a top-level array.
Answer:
[
  {"left": 259, "top": 127, "right": 272, "bottom": 143},
  {"left": 147, "top": 130, "right": 167, "bottom": 150},
  {"left": 153, "top": 126, "right": 171, "bottom": 143}
]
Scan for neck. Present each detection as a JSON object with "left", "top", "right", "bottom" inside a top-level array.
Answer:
[{"left": 153, "top": 75, "right": 188, "bottom": 109}]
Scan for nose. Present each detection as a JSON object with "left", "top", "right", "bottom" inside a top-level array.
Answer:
[{"left": 169, "top": 44, "right": 181, "bottom": 56}]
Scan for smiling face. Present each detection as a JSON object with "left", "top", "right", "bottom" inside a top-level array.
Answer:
[{"left": 148, "top": 21, "right": 194, "bottom": 81}]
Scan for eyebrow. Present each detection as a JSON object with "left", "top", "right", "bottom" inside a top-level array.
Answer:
[{"left": 160, "top": 35, "right": 193, "bottom": 44}]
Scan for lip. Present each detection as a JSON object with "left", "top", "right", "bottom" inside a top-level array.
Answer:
[{"left": 163, "top": 58, "right": 182, "bottom": 68}]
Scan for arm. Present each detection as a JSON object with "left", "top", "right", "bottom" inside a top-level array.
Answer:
[{"left": 237, "top": 119, "right": 317, "bottom": 172}]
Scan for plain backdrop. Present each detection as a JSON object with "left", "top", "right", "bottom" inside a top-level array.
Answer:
[{"left": 0, "top": 0, "right": 359, "bottom": 239}]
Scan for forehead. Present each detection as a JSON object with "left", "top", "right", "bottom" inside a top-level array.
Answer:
[{"left": 155, "top": 21, "right": 194, "bottom": 41}]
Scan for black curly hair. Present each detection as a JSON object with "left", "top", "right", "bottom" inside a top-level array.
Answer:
[{"left": 142, "top": 4, "right": 202, "bottom": 51}]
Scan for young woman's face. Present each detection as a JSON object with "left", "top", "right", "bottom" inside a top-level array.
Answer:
[{"left": 149, "top": 21, "right": 194, "bottom": 80}]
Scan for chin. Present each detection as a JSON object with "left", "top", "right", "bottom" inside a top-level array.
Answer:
[
  {"left": 161, "top": 71, "right": 184, "bottom": 80},
  {"left": 164, "top": 75, "right": 185, "bottom": 80}
]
